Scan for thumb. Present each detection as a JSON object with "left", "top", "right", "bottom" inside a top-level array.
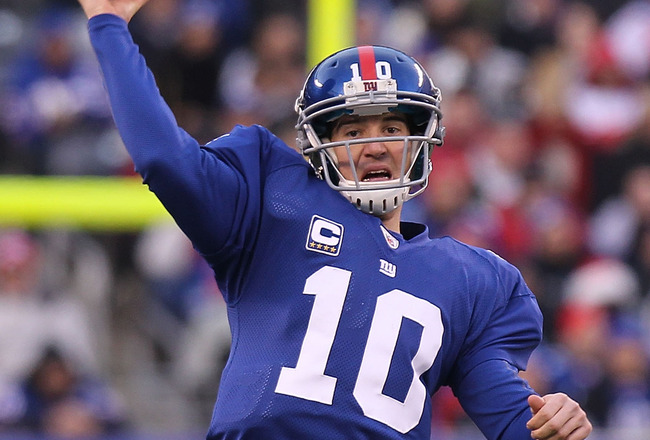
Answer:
[{"left": 528, "top": 394, "right": 545, "bottom": 414}]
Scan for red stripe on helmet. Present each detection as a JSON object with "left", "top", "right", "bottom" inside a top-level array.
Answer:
[{"left": 357, "top": 46, "right": 377, "bottom": 80}]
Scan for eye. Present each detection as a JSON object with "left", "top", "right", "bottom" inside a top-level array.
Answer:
[
  {"left": 344, "top": 128, "right": 361, "bottom": 138},
  {"left": 384, "top": 126, "right": 402, "bottom": 136}
]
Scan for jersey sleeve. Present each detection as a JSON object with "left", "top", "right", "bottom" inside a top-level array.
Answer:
[
  {"left": 87, "top": 14, "right": 264, "bottom": 258},
  {"left": 448, "top": 247, "right": 543, "bottom": 439},
  {"left": 453, "top": 358, "right": 536, "bottom": 440}
]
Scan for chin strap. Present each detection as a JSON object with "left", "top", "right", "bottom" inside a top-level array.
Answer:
[{"left": 340, "top": 186, "right": 410, "bottom": 216}]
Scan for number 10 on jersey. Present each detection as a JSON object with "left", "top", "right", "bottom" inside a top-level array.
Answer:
[{"left": 275, "top": 266, "right": 444, "bottom": 433}]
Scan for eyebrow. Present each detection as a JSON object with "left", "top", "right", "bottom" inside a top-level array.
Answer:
[{"left": 332, "top": 113, "right": 408, "bottom": 132}]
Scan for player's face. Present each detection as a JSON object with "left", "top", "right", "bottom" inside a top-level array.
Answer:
[{"left": 329, "top": 112, "right": 410, "bottom": 183}]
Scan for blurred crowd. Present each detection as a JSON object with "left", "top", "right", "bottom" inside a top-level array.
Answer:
[{"left": 0, "top": 0, "right": 649, "bottom": 438}]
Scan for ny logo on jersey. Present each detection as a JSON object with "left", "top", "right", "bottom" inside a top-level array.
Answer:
[
  {"left": 379, "top": 259, "right": 396, "bottom": 278},
  {"left": 306, "top": 215, "right": 344, "bottom": 256}
]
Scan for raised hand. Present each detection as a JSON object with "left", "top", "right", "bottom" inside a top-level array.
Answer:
[{"left": 77, "top": 0, "right": 150, "bottom": 22}]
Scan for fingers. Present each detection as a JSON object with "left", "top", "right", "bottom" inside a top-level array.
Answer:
[
  {"left": 528, "top": 394, "right": 545, "bottom": 414},
  {"left": 77, "top": 0, "right": 149, "bottom": 22},
  {"left": 77, "top": 0, "right": 118, "bottom": 20},
  {"left": 532, "top": 423, "right": 592, "bottom": 440},
  {"left": 526, "top": 393, "right": 592, "bottom": 440}
]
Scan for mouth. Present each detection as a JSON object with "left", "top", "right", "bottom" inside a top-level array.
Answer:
[{"left": 361, "top": 169, "right": 392, "bottom": 182}]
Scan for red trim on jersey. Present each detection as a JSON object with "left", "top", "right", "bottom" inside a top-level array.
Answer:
[{"left": 357, "top": 46, "right": 377, "bottom": 80}]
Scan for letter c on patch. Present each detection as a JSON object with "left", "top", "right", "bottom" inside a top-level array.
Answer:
[{"left": 311, "top": 219, "right": 341, "bottom": 246}]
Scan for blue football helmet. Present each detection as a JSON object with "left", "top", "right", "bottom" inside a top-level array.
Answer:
[{"left": 296, "top": 45, "right": 444, "bottom": 216}]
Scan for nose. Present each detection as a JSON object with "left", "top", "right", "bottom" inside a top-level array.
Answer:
[{"left": 361, "top": 139, "right": 388, "bottom": 158}]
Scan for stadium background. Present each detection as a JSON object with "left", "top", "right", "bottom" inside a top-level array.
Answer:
[{"left": 0, "top": 0, "right": 649, "bottom": 438}]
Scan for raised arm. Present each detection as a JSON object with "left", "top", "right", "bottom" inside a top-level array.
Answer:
[
  {"left": 76, "top": 0, "right": 255, "bottom": 257},
  {"left": 77, "top": 0, "right": 149, "bottom": 22}
]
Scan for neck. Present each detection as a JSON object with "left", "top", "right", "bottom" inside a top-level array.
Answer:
[{"left": 380, "top": 206, "right": 402, "bottom": 233}]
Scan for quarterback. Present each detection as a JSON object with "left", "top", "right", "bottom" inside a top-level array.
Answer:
[{"left": 76, "top": 0, "right": 592, "bottom": 439}]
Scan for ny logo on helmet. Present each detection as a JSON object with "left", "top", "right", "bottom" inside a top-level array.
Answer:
[{"left": 363, "top": 81, "right": 378, "bottom": 92}]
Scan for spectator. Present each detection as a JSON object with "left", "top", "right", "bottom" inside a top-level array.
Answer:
[
  {"left": 219, "top": 12, "right": 305, "bottom": 129},
  {"left": 587, "top": 319, "right": 650, "bottom": 432},
  {"left": 0, "top": 7, "right": 122, "bottom": 175},
  {"left": 0, "top": 229, "right": 100, "bottom": 390},
  {"left": 589, "top": 165, "right": 650, "bottom": 263},
  {"left": 0, "top": 345, "right": 127, "bottom": 436}
]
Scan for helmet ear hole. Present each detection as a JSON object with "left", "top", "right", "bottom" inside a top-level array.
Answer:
[{"left": 319, "top": 150, "right": 342, "bottom": 186}]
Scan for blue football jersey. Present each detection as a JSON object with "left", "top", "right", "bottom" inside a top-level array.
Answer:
[{"left": 89, "top": 14, "right": 543, "bottom": 440}]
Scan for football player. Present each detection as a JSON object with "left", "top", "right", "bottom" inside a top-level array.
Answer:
[{"left": 76, "top": 0, "right": 592, "bottom": 439}]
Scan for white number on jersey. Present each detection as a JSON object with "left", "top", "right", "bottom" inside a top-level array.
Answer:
[{"left": 275, "top": 266, "right": 444, "bottom": 434}]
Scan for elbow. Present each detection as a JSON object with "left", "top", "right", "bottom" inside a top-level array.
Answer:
[{"left": 133, "top": 153, "right": 177, "bottom": 184}]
